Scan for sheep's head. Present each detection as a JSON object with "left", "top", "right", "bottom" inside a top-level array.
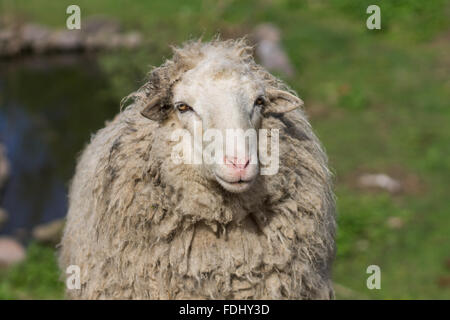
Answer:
[{"left": 138, "top": 39, "right": 303, "bottom": 193}]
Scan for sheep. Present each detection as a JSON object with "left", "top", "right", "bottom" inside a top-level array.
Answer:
[{"left": 59, "top": 38, "right": 336, "bottom": 300}]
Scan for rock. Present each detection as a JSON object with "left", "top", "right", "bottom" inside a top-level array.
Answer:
[
  {"left": 0, "top": 17, "right": 142, "bottom": 57},
  {"left": 47, "top": 30, "right": 83, "bottom": 52},
  {"left": 21, "top": 23, "right": 51, "bottom": 53},
  {"left": 358, "top": 173, "right": 402, "bottom": 194},
  {"left": 0, "top": 27, "right": 22, "bottom": 57},
  {"left": 85, "top": 31, "right": 142, "bottom": 51},
  {"left": 0, "top": 144, "right": 10, "bottom": 191},
  {"left": 253, "top": 23, "right": 294, "bottom": 76},
  {"left": 0, "top": 237, "right": 26, "bottom": 267},
  {"left": 0, "top": 208, "right": 7, "bottom": 229},
  {"left": 32, "top": 219, "right": 65, "bottom": 245}
]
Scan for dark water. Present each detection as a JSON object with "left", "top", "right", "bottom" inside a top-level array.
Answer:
[{"left": 0, "top": 54, "right": 120, "bottom": 238}]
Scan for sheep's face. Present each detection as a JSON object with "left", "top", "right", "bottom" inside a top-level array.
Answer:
[
  {"left": 140, "top": 44, "right": 304, "bottom": 193},
  {"left": 171, "top": 62, "right": 263, "bottom": 193}
]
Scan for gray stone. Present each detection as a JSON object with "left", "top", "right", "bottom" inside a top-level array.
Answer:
[
  {"left": 0, "top": 17, "right": 142, "bottom": 57},
  {"left": 358, "top": 173, "right": 402, "bottom": 194},
  {"left": 47, "top": 30, "right": 83, "bottom": 52},
  {"left": 21, "top": 23, "right": 51, "bottom": 53},
  {"left": 0, "top": 237, "right": 26, "bottom": 267},
  {"left": 254, "top": 23, "right": 294, "bottom": 76},
  {"left": 32, "top": 219, "right": 65, "bottom": 245},
  {"left": 0, "top": 27, "right": 22, "bottom": 57}
]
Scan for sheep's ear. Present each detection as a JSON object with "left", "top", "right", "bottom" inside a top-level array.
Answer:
[
  {"left": 141, "top": 96, "right": 172, "bottom": 122},
  {"left": 265, "top": 89, "right": 304, "bottom": 115}
]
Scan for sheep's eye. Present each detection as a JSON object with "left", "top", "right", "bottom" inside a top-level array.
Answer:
[
  {"left": 254, "top": 97, "right": 266, "bottom": 107},
  {"left": 176, "top": 103, "right": 192, "bottom": 113}
]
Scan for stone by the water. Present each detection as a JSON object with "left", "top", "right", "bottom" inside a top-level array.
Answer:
[
  {"left": 32, "top": 219, "right": 65, "bottom": 246},
  {"left": 0, "top": 237, "right": 26, "bottom": 268}
]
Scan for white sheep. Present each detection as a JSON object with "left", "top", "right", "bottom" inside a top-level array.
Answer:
[{"left": 59, "top": 39, "right": 336, "bottom": 299}]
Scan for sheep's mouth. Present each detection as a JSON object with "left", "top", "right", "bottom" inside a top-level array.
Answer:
[{"left": 214, "top": 174, "right": 254, "bottom": 193}]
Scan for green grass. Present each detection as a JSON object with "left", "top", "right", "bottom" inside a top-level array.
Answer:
[
  {"left": 1, "top": 0, "right": 449, "bottom": 299},
  {"left": 0, "top": 243, "right": 64, "bottom": 299}
]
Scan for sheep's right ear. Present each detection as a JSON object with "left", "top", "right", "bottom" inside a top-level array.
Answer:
[
  {"left": 141, "top": 96, "right": 172, "bottom": 122},
  {"left": 265, "top": 89, "right": 304, "bottom": 115}
]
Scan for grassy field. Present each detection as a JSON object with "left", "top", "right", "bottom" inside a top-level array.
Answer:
[{"left": 0, "top": 0, "right": 449, "bottom": 299}]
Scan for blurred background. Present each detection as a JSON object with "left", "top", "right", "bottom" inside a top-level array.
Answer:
[{"left": 0, "top": 0, "right": 449, "bottom": 299}]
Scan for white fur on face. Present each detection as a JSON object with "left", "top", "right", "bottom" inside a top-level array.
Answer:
[{"left": 172, "top": 58, "right": 265, "bottom": 193}]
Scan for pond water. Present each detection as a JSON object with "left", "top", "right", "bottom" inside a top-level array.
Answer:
[{"left": 0, "top": 54, "right": 120, "bottom": 239}]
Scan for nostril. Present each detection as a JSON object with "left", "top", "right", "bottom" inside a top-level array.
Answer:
[
  {"left": 224, "top": 156, "right": 250, "bottom": 170},
  {"left": 224, "top": 156, "right": 233, "bottom": 167}
]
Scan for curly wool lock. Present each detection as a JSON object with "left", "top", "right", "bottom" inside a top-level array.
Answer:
[{"left": 59, "top": 38, "right": 336, "bottom": 299}]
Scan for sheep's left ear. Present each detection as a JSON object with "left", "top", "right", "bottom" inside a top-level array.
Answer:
[
  {"left": 141, "top": 96, "right": 172, "bottom": 122},
  {"left": 265, "top": 89, "right": 304, "bottom": 115}
]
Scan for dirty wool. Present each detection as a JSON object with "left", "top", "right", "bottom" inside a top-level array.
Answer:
[{"left": 59, "top": 38, "right": 336, "bottom": 299}]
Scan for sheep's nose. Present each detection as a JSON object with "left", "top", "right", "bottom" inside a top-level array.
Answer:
[{"left": 224, "top": 156, "right": 250, "bottom": 170}]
